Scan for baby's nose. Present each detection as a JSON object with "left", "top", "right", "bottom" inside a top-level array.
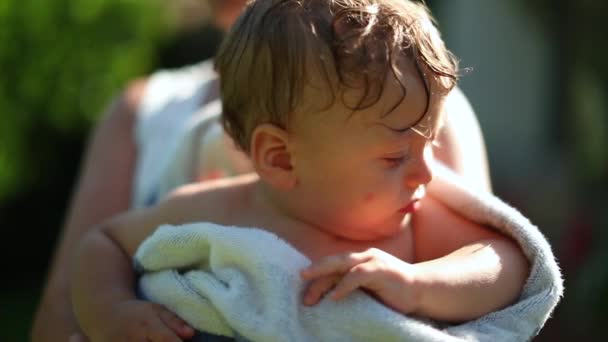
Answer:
[{"left": 404, "top": 145, "right": 433, "bottom": 189}]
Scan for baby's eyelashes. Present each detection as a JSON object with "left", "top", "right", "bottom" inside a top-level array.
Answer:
[{"left": 382, "top": 155, "right": 409, "bottom": 168}]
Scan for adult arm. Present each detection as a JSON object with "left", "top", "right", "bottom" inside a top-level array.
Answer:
[
  {"left": 71, "top": 209, "right": 178, "bottom": 341},
  {"left": 434, "top": 87, "right": 492, "bottom": 192},
  {"left": 30, "top": 79, "right": 146, "bottom": 342},
  {"left": 71, "top": 189, "right": 207, "bottom": 341}
]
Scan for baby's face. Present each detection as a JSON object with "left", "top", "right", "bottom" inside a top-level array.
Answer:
[{"left": 288, "top": 57, "right": 446, "bottom": 240}]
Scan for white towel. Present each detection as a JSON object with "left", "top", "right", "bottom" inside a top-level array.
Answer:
[{"left": 135, "top": 164, "right": 563, "bottom": 342}]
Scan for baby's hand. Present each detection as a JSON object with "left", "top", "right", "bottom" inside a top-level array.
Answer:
[
  {"left": 300, "top": 248, "right": 422, "bottom": 315},
  {"left": 87, "top": 299, "right": 194, "bottom": 342}
]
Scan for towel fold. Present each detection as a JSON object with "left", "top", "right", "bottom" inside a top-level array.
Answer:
[{"left": 135, "top": 163, "right": 563, "bottom": 342}]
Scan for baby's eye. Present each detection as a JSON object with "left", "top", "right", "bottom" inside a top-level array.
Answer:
[{"left": 382, "top": 156, "right": 407, "bottom": 168}]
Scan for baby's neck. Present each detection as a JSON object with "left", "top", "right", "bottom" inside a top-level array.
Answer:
[{"left": 239, "top": 181, "right": 413, "bottom": 262}]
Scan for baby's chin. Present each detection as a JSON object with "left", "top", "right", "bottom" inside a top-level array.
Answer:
[{"left": 333, "top": 217, "right": 410, "bottom": 242}]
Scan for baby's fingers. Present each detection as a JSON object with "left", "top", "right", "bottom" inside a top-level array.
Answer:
[
  {"left": 158, "top": 309, "right": 195, "bottom": 339},
  {"left": 303, "top": 274, "right": 341, "bottom": 306},
  {"left": 301, "top": 252, "right": 372, "bottom": 280},
  {"left": 330, "top": 264, "right": 374, "bottom": 301}
]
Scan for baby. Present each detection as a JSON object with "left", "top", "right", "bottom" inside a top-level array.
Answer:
[{"left": 72, "top": 1, "right": 528, "bottom": 341}]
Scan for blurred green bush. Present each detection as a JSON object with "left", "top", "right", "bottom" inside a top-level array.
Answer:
[{"left": 0, "top": 0, "right": 171, "bottom": 200}]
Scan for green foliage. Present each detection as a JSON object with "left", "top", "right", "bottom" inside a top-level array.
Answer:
[{"left": 0, "top": 0, "right": 171, "bottom": 200}]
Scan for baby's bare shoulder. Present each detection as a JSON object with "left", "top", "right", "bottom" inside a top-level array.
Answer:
[
  {"left": 412, "top": 195, "right": 503, "bottom": 262},
  {"left": 162, "top": 173, "right": 258, "bottom": 224},
  {"left": 103, "top": 174, "right": 258, "bottom": 256}
]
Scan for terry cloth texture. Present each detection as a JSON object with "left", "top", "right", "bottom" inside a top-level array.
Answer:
[{"left": 135, "top": 163, "right": 563, "bottom": 342}]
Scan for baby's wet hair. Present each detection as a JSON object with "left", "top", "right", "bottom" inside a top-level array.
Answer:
[{"left": 215, "top": 0, "right": 459, "bottom": 152}]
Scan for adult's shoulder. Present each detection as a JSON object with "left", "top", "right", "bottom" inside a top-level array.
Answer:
[
  {"left": 436, "top": 86, "right": 492, "bottom": 191},
  {"left": 113, "top": 60, "right": 216, "bottom": 122},
  {"left": 445, "top": 86, "right": 472, "bottom": 109},
  {"left": 444, "top": 86, "right": 477, "bottom": 130},
  {"left": 113, "top": 77, "right": 149, "bottom": 121}
]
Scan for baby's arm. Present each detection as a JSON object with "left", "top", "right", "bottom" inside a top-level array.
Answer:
[
  {"left": 301, "top": 195, "right": 528, "bottom": 322},
  {"left": 71, "top": 201, "right": 195, "bottom": 341},
  {"left": 412, "top": 244, "right": 526, "bottom": 321},
  {"left": 409, "top": 195, "right": 528, "bottom": 321}
]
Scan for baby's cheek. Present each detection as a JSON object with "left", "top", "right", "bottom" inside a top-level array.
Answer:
[{"left": 363, "top": 192, "right": 375, "bottom": 203}]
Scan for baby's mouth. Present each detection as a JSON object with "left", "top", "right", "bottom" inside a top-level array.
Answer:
[{"left": 398, "top": 186, "right": 426, "bottom": 214}]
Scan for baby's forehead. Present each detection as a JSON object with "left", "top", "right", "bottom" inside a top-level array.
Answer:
[
  {"left": 308, "top": 54, "right": 443, "bottom": 128},
  {"left": 301, "top": 50, "right": 427, "bottom": 109},
  {"left": 357, "top": 81, "right": 446, "bottom": 143},
  {"left": 297, "top": 86, "right": 445, "bottom": 150}
]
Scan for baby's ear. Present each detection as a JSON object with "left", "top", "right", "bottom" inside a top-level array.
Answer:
[{"left": 250, "top": 124, "right": 297, "bottom": 190}]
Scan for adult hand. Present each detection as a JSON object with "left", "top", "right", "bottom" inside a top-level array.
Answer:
[
  {"left": 83, "top": 299, "right": 194, "bottom": 342},
  {"left": 69, "top": 332, "right": 89, "bottom": 342}
]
